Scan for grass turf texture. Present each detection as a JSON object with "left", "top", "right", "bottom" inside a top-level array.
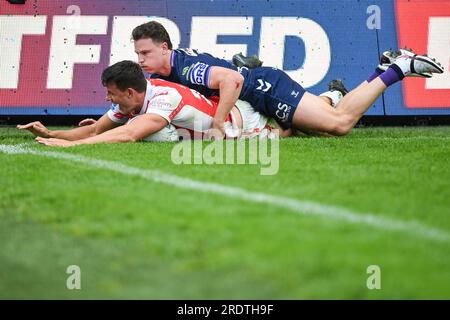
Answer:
[{"left": 0, "top": 126, "right": 449, "bottom": 299}]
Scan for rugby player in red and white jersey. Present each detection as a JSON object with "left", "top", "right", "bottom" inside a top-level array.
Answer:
[{"left": 18, "top": 61, "right": 272, "bottom": 147}]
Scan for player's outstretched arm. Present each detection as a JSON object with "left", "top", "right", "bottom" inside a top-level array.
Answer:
[
  {"left": 208, "top": 66, "right": 244, "bottom": 139},
  {"left": 17, "top": 114, "right": 120, "bottom": 141},
  {"left": 36, "top": 113, "right": 167, "bottom": 147},
  {"left": 50, "top": 113, "right": 120, "bottom": 140}
]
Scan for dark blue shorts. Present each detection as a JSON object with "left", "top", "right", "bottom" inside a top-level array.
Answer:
[{"left": 240, "top": 67, "right": 306, "bottom": 129}]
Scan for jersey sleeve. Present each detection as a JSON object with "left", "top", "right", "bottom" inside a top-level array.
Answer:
[
  {"left": 106, "top": 104, "right": 129, "bottom": 124},
  {"left": 145, "top": 90, "right": 182, "bottom": 123},
  {"left": 185, "top": 61, "right": 212, "bottom": 87}
]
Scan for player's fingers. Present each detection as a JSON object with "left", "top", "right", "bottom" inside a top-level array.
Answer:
[
  {"left": 35, "top": 137, "right": 46, "bottom": 144},
  {"left": 17, "top": 122, "right": 38, "bottom": 129},
  {"left": 37, "top": 138, "right": 53, "bottom": 146},
  {"left": 207, "top": 127, "right": 225, "bottom": 141},
  {"left": 35, "top": 136, "right": 51, "bottom": 142},
  {"left": 78, "top": 118, "right": 96, "bottom": 126},
  {"left": 45, "top": 139, "right": 64, "bottom": 147},
  {"left": 37, "top": 137, "right": 66, "bottom": 146},
  {"left": 205, "top": 129, "right": 214, "bottom": 141}
]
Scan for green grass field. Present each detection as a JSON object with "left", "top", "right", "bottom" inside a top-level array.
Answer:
[{"left": 0, "top": 126, "right": 449, "bottom": 299}]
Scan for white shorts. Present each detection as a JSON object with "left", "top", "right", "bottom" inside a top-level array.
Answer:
[{"left": 231, "top": 100, "right": 271, "bottom": 138}]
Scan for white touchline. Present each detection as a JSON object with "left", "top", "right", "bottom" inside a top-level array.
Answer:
[{"left": 1, "top": 143, "right": 449, "bottom": 243}]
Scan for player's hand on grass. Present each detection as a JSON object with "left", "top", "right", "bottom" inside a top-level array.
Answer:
[
  {"left": 17, "top": 121, "right": 52, "bottom": 138},
  {"left": 35, "top": 136, "right": 75, "bottom": 147},
  {"left": 78, "top": 118, "right": 97, "bottom": 126}
]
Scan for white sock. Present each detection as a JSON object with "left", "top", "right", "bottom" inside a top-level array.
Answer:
[{"left": 319, "top": 90, "right": 343, "bottom": 107}]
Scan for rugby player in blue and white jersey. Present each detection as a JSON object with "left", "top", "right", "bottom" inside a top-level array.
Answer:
[{"left": 131, "top": 21, "right": 444, "bottom": 139}]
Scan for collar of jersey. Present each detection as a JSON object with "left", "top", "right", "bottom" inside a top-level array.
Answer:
[{"left": 170, "top": 50, "right": 176, "bottom": 68}]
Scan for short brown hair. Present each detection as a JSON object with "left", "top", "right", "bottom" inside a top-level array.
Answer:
[
  {"left": 132, "top": 21, "right": 173, "bottom": 50},
  {"left": 101, "top": 61, "right": 147, "bottom": 93}
]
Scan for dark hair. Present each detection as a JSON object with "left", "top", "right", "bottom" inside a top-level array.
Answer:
[
  {"left": 132, "top": 21, "right": 173, "bottom": 50},
  {"left": 101, "top": 61, "right": 146, "bottom": 93}
]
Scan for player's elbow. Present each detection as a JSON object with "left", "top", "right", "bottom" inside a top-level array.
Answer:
[
  {"left": 223, "top": 71, "right": 244, "bottom": 89},
  {"left": 126, "top": 131, "right": 140, "bottom": 142},
  {"left": 330, "top": 116, "right": 354, "bottom": 136},
  {"left": 115, "top": 126, "right": 140, "bottom": 143},
  {"left": 232, "top": 73, "right": 244, "bottom": 87},
  {"left": 90, "top": 123, "right": 101, "bottom": 137},
  {"left": 127, "top": 127, "right": 154, "bottom": 142}
]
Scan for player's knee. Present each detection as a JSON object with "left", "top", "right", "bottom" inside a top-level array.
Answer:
[
  {"left": 330, "top": 115, "right": 353, "bottom": 136},
  {"left": 332, "top": 126, "right": 352, "bottom": 136}
]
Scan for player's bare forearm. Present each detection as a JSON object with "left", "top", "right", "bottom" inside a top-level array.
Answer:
[
  {"left": 72, "top": 126, "right": 137, "bottom": 145},
  {"left": 216, "top": 75, "right": 243, "bottom": 122},
  {"left": 35, "top": 126, "right": 136, "bottom": 147},
  {"left": 51, "top": 114, "right": 119, "bottom": 140},
  {"left": 17, "top": 120, "right": 96, "bottom": 140},
  {"left": 208, "top": 67, "right": 244, "bottom": 125},
  {"left": 49, "top": 125, "right": 96, "bottom": 140},
  {"left": 18, "top": 114, "right": 118, "bottom": 140},
  {"left": 73, "top": 114, "right": 166, "bottom": 145},
  {"left": 36, "top": 114, "right": 167, "bottom": 147}
]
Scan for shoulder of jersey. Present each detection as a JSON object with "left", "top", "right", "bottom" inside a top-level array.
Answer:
[{"left": 149, "top": 78, "right": 188, "bottom": 91}]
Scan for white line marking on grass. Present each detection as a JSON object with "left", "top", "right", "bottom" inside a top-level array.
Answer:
[{"left": 1, "top": 143, "right": 449, "bottom": 243}]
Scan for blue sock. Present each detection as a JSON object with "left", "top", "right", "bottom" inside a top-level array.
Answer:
[
  {"left": 379, "top": 65, "right": 405, "bottom": 87},
  {"left": 367, "top": 68, "right": 383, "bottom": 83}
]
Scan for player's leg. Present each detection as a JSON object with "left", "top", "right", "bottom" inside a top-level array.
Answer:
[
  {"left": 291, "top": 91, "right": 359, "bottom": 136},
  {"left": 332, "top": 48, "right": 435, "bottom": 108},
  {"left": 296, "top": 80, "right": 349, "bottom": 136},
  {"left": 260, "top": 74, "right": 350, "bottom": 135},
  {"left": 342, "top": 47, "right": 435, "bottom": 94},
  {"left": 290, "top": 77, "right": 383, "bottom": 136},
  {"left": 324, "top": 50, "right": 403, "bottom": 109},
  {"left": 333, "top": 49, "right": 443, "bottom": 127},
  {"left": 292, "top": 50, "right": 444, "bottom": 136}
]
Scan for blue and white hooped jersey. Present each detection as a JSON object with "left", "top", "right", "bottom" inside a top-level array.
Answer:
[{"left": 150, "top": 48, "right": 239, "bottom": 98}]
